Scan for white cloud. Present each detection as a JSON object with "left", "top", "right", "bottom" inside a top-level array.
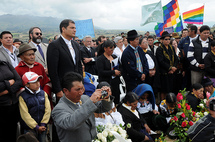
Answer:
[{"left": 0, "top": 0, "right": 214, "bottom": 30}]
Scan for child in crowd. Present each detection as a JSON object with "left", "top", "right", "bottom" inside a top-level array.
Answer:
[
  {"left": 19, "top": 72, "right": 51, "bottom": 142},
  {"left": 153, "top": 93, "right": 177, "bottom": 133},
  {"left": 134, "top": 84, "right": 160, "bottom": 130}
]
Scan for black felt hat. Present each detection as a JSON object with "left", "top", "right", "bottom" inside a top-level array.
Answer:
[
  {"left": 160, "top": 31, "right": 171, "bottom": 39},
  {"left": 127, "top": 30, "right": 139, "bottom": 39}
]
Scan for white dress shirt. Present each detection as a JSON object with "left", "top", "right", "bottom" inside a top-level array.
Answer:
[{"left": 61, "top": 35, "right": 76, "bottom": 64}]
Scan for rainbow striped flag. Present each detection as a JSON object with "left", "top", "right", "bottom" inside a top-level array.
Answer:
[{"left": 183, "top": 5, "right": 204, "bottom": 24}]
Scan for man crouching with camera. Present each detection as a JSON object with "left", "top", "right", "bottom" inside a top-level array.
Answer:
[
  {"left": 187, "top": 97, "right": 215, "bottom": 142},
  {"left": 52, "top": 72, "right": 113, "bottom": 142}
]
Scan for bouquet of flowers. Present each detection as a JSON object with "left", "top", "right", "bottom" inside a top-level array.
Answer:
[
  {"left": 92, "top": 123, "right": 132, "bottom": 142},
  {"left": 170, "top": 89, "right": 209, "bottom": 142}
]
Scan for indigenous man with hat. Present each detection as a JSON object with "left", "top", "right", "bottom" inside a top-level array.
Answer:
[
  {"left": 156, "top": 31, "right": 178, "bottom": 100},
  {"left": 121, "top": 30, "right": 149, "bottom": 92},
  {"left": 15, "top": 44, "right": 52, "bottom": 108}
]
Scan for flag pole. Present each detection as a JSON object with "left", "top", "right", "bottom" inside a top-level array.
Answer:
[{"left": 203, "top": 3, "right": 205, "bottom": 25}]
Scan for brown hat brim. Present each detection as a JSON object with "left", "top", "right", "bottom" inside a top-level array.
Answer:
[{"left": 17, "top": 48, "right": 37, "bottom": 57}]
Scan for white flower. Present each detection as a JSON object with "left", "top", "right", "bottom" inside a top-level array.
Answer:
[
  {"left": 112, "top": 139, "right": 119, "bottom": 142},
  {"left": 204, "top": 99, "right": 207, "bottom": 104},
  {"left": 106, "top": 123, "right": 113, "bottom": 129},
  {"left": 102, "top": 131, "right": 108, "bottom": 137},
  {"left": 113, "top": 126, "right": 118, "bottom": 132},
  {"left": 97, "top": 133, "right": 103, "bottom": 140},
  {"left": 121, "top": 133, "right": 127, "bottom": 139},
  {"left": 195, "top": 112, "right": 200, "bottom": 118},
  {"left": 204, "top": 112, "right": 208, "bottom": 116},
  {"left": 93, "top": 140, "right": 100, "bottom": 142},
  {"left": 108, "top": 131, "right": 113, "bottom": 136},
  {"left": 126, "top": 139, "right": 132, "bottom": 142},
  {"left": 199, "top": 103, "right": 204, "bottom": 108},
  {"left": 101, "top": 136, "right": 107, "bottom": 142}
]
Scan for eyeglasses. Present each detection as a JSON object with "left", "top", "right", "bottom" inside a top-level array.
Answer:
[
  {"left": 35, "top": 33, "right": 42, "bottom": 36},
  {"left": 164, "top": 38, "right": 171, "bottom": 40}
]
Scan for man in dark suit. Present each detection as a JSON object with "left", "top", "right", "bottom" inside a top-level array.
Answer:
[
  {"left": 121, "top": 30, "right": 149, "bottom": 92},
  {"left": 47, "top": 19, "right": 82, "bottom": 100},
  {"left": 80, "top": 35, "right": 97, "bottom": 75}
]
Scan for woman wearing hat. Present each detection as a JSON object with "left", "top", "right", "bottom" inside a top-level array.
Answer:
[
  {"left": 204, "top": 41, "right": 215, "bottom": 86},
  {"left": 0, "top": 60, "right": 22, "bottom": 141},
  {"left": 156, "top": 31, "right": 178, "bottom": 100}
]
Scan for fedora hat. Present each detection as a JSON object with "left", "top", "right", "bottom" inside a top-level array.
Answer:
[
  {"left": 160, "top": 31, "right": 171, "bottom": 39},
  {"left": 127, "top": 30, "right": 139, "bottom": 39},
  {"left": 18, "top": 44, "right": 37, "bottom": 57},
  {"left": 172, "top": 33, "right": 180, "bottom": 39}
]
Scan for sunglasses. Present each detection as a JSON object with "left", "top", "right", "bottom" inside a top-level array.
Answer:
[
  {"left": 164, "top": 38, "right": 171, "bottom": 40},
  {"left": 35, "top": 33, "right": 42, "bottom": 36}
]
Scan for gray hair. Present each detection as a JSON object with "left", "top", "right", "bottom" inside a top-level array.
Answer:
[
  {"left": 114, "top": 36, "right": 123, "bottom": 43},
  {"left": 83, "top": 35, "right": 92, "bottom": 41}
]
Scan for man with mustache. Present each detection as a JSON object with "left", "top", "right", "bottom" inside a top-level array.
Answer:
[{"left": 28, "top": 27, "right": 48, "bottom": 73}]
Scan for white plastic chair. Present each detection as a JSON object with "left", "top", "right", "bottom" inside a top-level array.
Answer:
[{"left": 119, "top": 76, "right": 126, "bottom": 101}]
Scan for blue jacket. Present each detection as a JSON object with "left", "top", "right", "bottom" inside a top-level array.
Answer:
[
  {"left": 20, "top": 88, "right": 45, "bottom": 129},
  {"left": 133, "top": 83, "right": 155, "bottom": 110},
  {"left": 178, "top": 36, "right": 190, "bottom": 57},
  {"left": 121, "top": 45, "right": 149, "bottom": 91}
]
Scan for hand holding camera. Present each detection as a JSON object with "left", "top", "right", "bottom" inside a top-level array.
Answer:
[{"left": 90, "top": 86, "right": 111, "bottom": 103}]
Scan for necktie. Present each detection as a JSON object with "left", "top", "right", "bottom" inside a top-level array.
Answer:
[
  {"left": 37, "top": 45, "right": 45, "bottom": 60},
  {"left": 134, "top": 49, "right": 143, "bottom": 73}
]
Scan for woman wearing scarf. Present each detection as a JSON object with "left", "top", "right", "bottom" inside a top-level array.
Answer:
[{"left": 156, "top": 31, "right": 178, "bottom": 100}]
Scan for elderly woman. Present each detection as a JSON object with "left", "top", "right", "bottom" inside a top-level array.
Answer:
[
  {"left": 0, "top": 60, "right": 22, "bottom": 141},
  {"left": 204, "top": 41, "right": 215, "bottom": 85},
  {"left": 139, "top": 37, "right": 160, "bottom": 93},
  {"left": 117, "top": 92, "right": 153, "bottom": 142},
  {"left": 113, "top": 36, "right": 125, "bottom": 63},
  {"left": 156, "top": 31, "right": 178, "bottom": 100},
  {"left": 96, "top": 40, "right": 121, "bottom": 104}
]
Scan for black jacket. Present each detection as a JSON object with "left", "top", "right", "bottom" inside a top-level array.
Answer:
[
  {"left": 47, "top": 36, "right": 82, "bottom": 93},
  {"left": 189, "top": 36, "right": 212, "bottom": 72},
  {"left": 117, "top": 104, "right": 147, "bottom": 142},
  {"left": 0, "top": 61, "right": 22, "bottom": 106},
  {"left": 204, "top": 51, "right": 215, "bottom": 78},
  {"left": 96, "top": 54, "right": 117, "bottom": 84},
  {"left": 188, "top": 114, "right": 215, "bottom": 142},
  {"left": 156, "top": 44, "right": 178, "bottom": 74},
  {"left": 80, "top": 46, "right": 97, "bottom": 75}
]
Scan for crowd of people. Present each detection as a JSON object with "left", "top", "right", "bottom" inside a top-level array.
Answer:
[{"left": 1, "top": 18, "right": 215, "bottom": 142}]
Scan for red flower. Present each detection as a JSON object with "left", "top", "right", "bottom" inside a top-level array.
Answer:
[
  {"left": 177, "top": 93, "right": 183, "bottom": 102},
  {"left": 185, "top": 103, "right": 189, "bottom": 106},
  {"left": 181, "top": 113, "right": 185, "bottom": 118},
  {"left": 192, "top": 111, "right": 196, "bottom": 117},
  {"left": 181, "top": 121, "right": 187, "bottom": 127},
  {"left": 189, "top": 121, "right": 193, "bottom": 126},
  {"left": 173, "top": 116, "right": 178, "bottom": 121},
  {"left": 177, "top": 103, "right": 181, "bottom": 109},
  {"left": 186, "top": 105, "right": 190, "bottom": 110}
]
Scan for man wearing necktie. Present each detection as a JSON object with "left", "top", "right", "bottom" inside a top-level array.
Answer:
[
  {"left": 28, "top": 27, "right": 48, "bottom": 72},
  {"left": 121, "top": 30, "right": 149, "bottom": 92},
  {"left": 47, "top": 19, "right": 82, "bottom": 101},
  {"left": 80, "top": 35, "right": 97, "bottom": 75}
]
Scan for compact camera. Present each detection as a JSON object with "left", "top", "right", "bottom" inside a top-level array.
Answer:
[
  {"left": 209, "top": 99, "right": 215, "bottom": 111},
  {"left": 100, "top": 90, "right": 108, "bottom": 99}
]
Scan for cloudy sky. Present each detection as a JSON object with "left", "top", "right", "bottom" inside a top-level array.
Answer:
[{"left": 0, "top": 0, "right": 213, "bottom": 30}]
